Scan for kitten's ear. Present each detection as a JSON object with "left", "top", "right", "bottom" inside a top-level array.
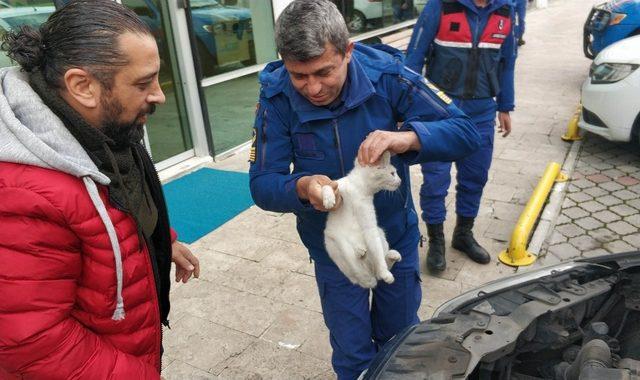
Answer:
[{"left": 381, "top": 151, "right": 391, "bottom": 166}]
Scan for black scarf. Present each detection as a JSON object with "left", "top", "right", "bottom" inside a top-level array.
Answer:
[{"left": 29, "top": 71, "right": 158, "bottom": 241}]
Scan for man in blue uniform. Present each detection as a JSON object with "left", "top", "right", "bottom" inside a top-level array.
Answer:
[
  {"left": 405, "top": 0, "right": 517, "bottom": 272},
  {"left": 249, "top": 1, "right": 479, "bottom": 378}
]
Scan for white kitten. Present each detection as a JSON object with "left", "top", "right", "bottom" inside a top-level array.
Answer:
[{"left": 321, "top": 151, "right": 402, "bottom": 289}]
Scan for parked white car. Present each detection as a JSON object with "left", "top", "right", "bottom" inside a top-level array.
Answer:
[
  {"left": 579, "top": 35, "right": 640, "bottom": 143},
  {"left": 349, "top": 0, "right": 391, "bottom": 33}
]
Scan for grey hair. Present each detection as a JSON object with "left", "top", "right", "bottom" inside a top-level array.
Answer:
[{"left": 275, "top": 0, "right": 350, "bottom": 62}]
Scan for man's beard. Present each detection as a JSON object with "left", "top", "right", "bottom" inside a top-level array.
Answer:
[{"left": 100, "top": 96, "right": 156, "bottom": 148}]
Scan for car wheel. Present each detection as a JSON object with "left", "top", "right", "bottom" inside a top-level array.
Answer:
[
  {"left": 632, "top": 112, "right": 640, "bottom": 145},
  {"left": 196, "top": 40, "right": 218, "bottom": 78},
  {"left": 241, "top": 39, "right": 256, "bottom": 67},
  {"left": 347, "top": 10, "right": 367, "bottom": 33}
]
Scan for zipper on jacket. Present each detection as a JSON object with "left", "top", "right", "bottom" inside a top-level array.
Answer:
[
  {"left": 332, "top": 119, "right": 346, "bottom": 177},
  {"left": 160, "top": 325, "right": 164, "bottom": 371},
  {"left": 260, "top": 109, "right": 268, "bottom": 171},
  {"left": 412, "top": 26, "right": 424, "bottom": 52},
  {"left": 137, "top": 226, "right": 163, "bottom": 372},
  {"left": 399, "top": 77, "right": 448, "bottom": 118},
  {"left": 402, "top": 166, "right": 410, "bottom": 209},
  {"left": 464, "top": 14, "right": 482, "bottom": 98}
]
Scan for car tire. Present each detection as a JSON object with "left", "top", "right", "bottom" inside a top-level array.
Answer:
[
  {"left": 347, "top": 10, "right": 367, "bottom": 33},
  {"left": 196, "top": 40, "right": 218, "bottom": 78},
  {"left": 631, "top": 112, "right": 640, "bottom": 145},
  {"left": 241, "top": 39, "right": 256, "bottom": 67}
]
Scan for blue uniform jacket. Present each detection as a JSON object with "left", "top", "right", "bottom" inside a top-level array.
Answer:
[
  {"left": 405, "top": 0, "right": 517, "bottom": 123},
  {"left": 249, "top": 43, "right": 480, "bottom": 265}
]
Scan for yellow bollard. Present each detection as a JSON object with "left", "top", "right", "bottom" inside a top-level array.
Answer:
[
  {"left": 499, "top": 162, "right": 566, "bottom": 267},
  {"left": 561, "top": 105, "right": 583, "bottom": 141}
]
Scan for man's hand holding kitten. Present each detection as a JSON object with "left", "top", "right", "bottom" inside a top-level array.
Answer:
[{"left": 296, "top": 175, "right": 343, "bottom": 212}]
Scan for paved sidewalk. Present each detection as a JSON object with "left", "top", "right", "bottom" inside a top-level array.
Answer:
[
  {"left": 161, "top": 0, "right": 600, "bottom": 378},
  {"left": 540, "top": 134, "right": 640, "bottom": 261}
]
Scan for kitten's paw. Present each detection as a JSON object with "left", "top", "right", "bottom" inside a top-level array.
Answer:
[
  {"left": 321, "top": 185, "right": 335, "bottom": 209},
  {"left": 379, "top": 271, "right": 395, "bottom": 284},
  {"left": 386, "top": 250, "right": 401, "bottom": 263}
]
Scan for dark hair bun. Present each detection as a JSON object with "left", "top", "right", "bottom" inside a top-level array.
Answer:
[{"left": 1, "top": 25, "right": 45, "bottom": 72}]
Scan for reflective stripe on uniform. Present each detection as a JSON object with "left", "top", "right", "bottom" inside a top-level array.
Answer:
[
  {"left": 478, "top": 42, "right": 502, "bottom": 49},
  {"left": 434, "top": 38, "right": 473, "bottom": 48}
]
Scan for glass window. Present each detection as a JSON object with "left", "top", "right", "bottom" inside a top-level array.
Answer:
[
  {"left": 204, "top": 73, "right": 258, "bottom": 154},
  {"left": 0, "top": 0, "right": 195, "bottom": 163},
  {"left": 123, "top": 0, "right": 195, "bottom": 162},
  {"left": 189, "top": 0, "right": 277, "bottom": 78},
  {"left": 0, "top": 1, "right": 55, "bottom": 68}
]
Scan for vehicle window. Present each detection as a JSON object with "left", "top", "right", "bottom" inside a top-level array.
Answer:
[
  {"left": 2, "top": 11, "right": 51, "bottom": 28},
  {"left": 333, "top": 0, "right": 419, "bottom": 36},
  {"left": 0, "top": 1, "right": 55, "bottom": 69},
  {"left": 189, "top": 0, "right": 277, "bottom": 78},
  {"left": 190, "top": 0, "right": 221, "bottom": 9},
  {"left": 125, "top": 0, "right": 156, "bottom": 18}
]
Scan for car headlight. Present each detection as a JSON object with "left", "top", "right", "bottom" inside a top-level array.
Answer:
[
  {"left": 589, "top": 6, "right": 611, "bottom": 32},
  {"left": 590, "top": 62, "right": 639, "bottom": 84},
  {"left": 203, "top": 23, "right": 224, "bottom": 34}
]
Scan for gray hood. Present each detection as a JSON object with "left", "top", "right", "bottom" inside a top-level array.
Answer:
[
  {"left": 0, "top": 67, "right": 109, "bottom": 185},
  {"left": 0, "top": 67, "right": 128, "bottom": 321}
]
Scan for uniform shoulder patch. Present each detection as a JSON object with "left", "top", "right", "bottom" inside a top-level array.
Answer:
[
  {"left": 249, "top": 128, "right": 257, "bottom": 163},
  {"left": 422, "top": 77, "right": 452, "bottom": 105}
]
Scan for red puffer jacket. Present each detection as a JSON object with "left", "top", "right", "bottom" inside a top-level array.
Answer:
[{"left": 0, "top": 162, "right": 168, "bottom": 379}]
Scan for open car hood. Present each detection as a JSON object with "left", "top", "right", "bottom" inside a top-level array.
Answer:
[{"left": 364, "top": 251, "right": 640, "bottom": 379}]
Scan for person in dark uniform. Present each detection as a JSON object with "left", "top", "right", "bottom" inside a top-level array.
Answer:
[{"left": 405, "top": 0, "right": 517, "bottom": 272}]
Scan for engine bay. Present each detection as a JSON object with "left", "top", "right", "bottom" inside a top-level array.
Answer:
[{"left": 364, "top": 254, "right": 640, "bottom": 380}]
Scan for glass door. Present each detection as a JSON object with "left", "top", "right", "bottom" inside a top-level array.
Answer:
[
  {"left": 3, "top": 0, "right": 200, "bottom": 167},
  {"left": 190, "top": 0, "right": 278, "bottom": 156},
  {"left": 122, "top": 0, "right": 195, "bottom": 164}
]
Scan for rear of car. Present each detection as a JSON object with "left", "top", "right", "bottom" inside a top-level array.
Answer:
[
  {"left": 579, "top": 35, "right": 640, "bottom": 142},
  {"left": 583, "top": 0, "right": 640, "bottom": 59}
]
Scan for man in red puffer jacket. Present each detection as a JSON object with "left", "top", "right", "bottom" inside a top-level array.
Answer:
[{"left": 0, "top": 1, "right": 200, "bottom": 378}]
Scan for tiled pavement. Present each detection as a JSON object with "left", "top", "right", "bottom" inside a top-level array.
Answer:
[
  {"left": 160, "top": 0, "right": 612, "bottom": 378},
  {"left": 540, "top": 134, "right": 640, "bottom": 261}
]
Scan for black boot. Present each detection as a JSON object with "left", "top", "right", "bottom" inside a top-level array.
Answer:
[
  {"left": 452, "top": 216, "right": 490, "bottom": 264},
  {"left": 426, "top": 223, "right": 446, "bottom": 272}
]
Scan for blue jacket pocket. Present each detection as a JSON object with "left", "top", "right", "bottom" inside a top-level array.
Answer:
[{"left": 293, "top": 133, "right": 326, "bottom": 160}]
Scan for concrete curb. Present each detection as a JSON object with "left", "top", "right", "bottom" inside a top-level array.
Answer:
[{"left": 527, "top": 139, "right": 583, "bottom": 263}]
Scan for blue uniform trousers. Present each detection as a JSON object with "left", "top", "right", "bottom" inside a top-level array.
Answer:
[
  {"left": 314, "top": 241, "right": 421, "bottom": 380},
  {"left": 419, "top": 119, "right": 495, "bottom": 224}
]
